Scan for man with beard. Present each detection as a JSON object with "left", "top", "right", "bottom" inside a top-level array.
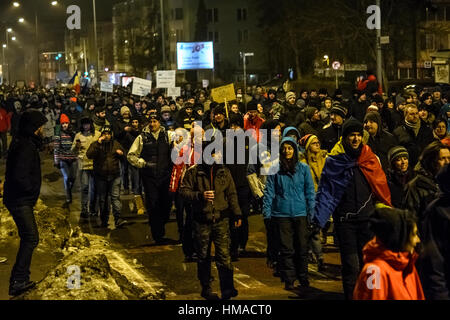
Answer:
[
  {"left": 92, "top": 105, "right": 110, "bottom": 133},
  {"left": 4, "top": 109, "right": 48, "bottom": 296}
]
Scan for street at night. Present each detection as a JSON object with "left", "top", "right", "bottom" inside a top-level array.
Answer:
[{"left": 0, "top": 0, "right": 450, "bottom": 308}]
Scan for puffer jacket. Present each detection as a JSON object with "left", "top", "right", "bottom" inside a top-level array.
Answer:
[
  {"left": 353, "top": 238, "right": 425, "bottom": 300},
  {"left": 180, "top": 164, "right": 242, "bottom": 223},
  {"left": 263, "top": 139, "right": 315, "bottom": 220}
]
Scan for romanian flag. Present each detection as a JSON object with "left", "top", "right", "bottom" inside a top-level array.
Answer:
[
  {"left": 68, "top": 71, "right": 81, "bottom": 95},
  {"left": 314, "top": 139, "right": 392, "bottom": 228}
]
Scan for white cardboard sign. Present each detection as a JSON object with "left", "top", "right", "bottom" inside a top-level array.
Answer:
[
  {"left": 100, "top": 82, "right": 113, "bottom": 93},
  {"left": 132, "top": 77, "right": 153, "bottom": 96},
  {"left": 156, "top": 70, "right": 176, "bottom": 88}
]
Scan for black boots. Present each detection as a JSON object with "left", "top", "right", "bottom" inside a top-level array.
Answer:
[
  {"left": 201, "top": 286, "right": 220, "bottom": 300},
  {"left": 218, "top": 267, "right": 238, "bottom": 300},
  {"left": 9, "top": 280, "right": 36, "bottom": 297}
]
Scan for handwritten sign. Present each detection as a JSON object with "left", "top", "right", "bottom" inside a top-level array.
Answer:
[{"left": 211, "top": 83, "right": 236, "bottom": 103}]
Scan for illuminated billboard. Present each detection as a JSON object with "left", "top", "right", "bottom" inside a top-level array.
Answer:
[{"left": 177, "top": 42, "right": 214, "bottom": 70}]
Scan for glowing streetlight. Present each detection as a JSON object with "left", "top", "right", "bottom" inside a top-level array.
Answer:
[
  {"left": 2, "top": 44, "right": 6, "bottom": 48},
  {"left": 7, "top": 28, "right": 12, "bottom": 33},
  {"left": 13, "top": 2, "right": 20, "bottom": 7},
  {"left": 51, "top": 1, "right": 58, "bottom": 6},
  {"left": 11, "top": 37, "right": 16, "bottom": 41},
  {"left": 18, "top": 18, "right": 25, "bottom": 23}
]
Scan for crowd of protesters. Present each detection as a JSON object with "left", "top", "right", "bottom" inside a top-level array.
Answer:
[{"left": 1, "top": 73, "right": 450, "bottom": 300}]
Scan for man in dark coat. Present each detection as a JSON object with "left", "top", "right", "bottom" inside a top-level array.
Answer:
[
  {"left": 319, "top": 103, "right": 348, "bottom": 152},
  {"left": 418, "top": 164, "right": 450, "bottom": 300},
  {"left": 350, "top": 91, "right": 370, "bottom": 123},
  {"left": 363, "top": 111, "right": 398, "bottom": 171},
  {"left": 393, "top": 104, "right": 435, "bottom": 167},
  {"left": 3, "top": 109, "right": 48, "bottom": 297}
]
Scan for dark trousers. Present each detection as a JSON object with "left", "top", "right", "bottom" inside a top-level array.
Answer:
[
  {"left": 230, "top": 185, "right": 251, "bottom": 255},
  {"left": 120, "top": 158, "right": 130, "bottom": 191},
  {"left": 334, "top": 220, "right": 373, "bottom": 300},
  {"left": 95, "top": 176, "right": 122, "bottom": 224},
  {"left": 0, "top": 131, "right": 8, "bottom": 156},
  {"left": 272, "top": 216, "right": 310, "bottom": 284},
  {"left": 264, "top": 218, "right": 280, "bottom": 266},
  {"left": 60, "top": 160, "right": 77, "bottom": 202},
  {"left": 142, "top": 175, "right": 171, "bottom": 241},
  {"left": 194, "top": 218, "right": 235, "bottom": 294},
  {"left": 80, "top": 169, "right": 97, "bottom": 214},
  {"left": 7, "top": 205, "right": 39, "bottom": 284},
  {"left": 173, "top": 191, "right": 195, "bottom": 257},
  {"left": 129, "top": 165, "right": 142, "bottom": 195}
]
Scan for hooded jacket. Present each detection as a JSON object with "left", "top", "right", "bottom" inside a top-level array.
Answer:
[
  {"left": 3, "top": 109, "right": 48, "bottom": 208},
  {"left": 263, "top": 138, "right": 316, "bottom": 220},
  {"left": 71, "top": 118, "right": 101, "bottom": 171},
  {"left": 86, "top": 136, "right": 125, "bottom": 179},
  {"left": 418, "top": 164, "right": 450, "bottom": 300},
  {"left": 353, "top": 238, "right": 425, "bottom": 300}
]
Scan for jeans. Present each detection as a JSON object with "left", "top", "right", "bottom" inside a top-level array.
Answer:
[
  {"left": 0, "top": 131, "right": 8, "bottom": 156},
  {"left": 80, "top": 170, "right": 96, "bottom": 214},
  {"left": 7, "top": 205, "right": 39, "bottom": 284},
  {"left": 334, "top": 220, "right": 373, "bottom": 300},
  {"left": 272, "top": 216, "right": 310, "bottom": 284},
  {"left": 129, "top": 165, "right": 142, "bottom": 195},
  {"left": 120, "top": 158, "right": 130, "bottom": 191},
  {"left": 141, "top": 174, "right": 171, "bottom": 241},
  {"left": 60, "top": 160, "right": 77, "bottom": 202},
  {"left": 230, "top": 185, "right": 251, "bottom": 255},
  {"left": 95, "top": 176, "right": 122, "bottom": 224}
]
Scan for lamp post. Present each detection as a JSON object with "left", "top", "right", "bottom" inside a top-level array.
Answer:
[
  {"left": 93, "top": 0, "right": 100, "bottom": 84},
  {"left": 2, "top": 44, "right": 6, "bottom": 85},
  {"left": 241, "top": 52, "right": 254, "bottom": 109},
  {"left": 5, "top": 28, "right": 12, "bottom": 85}
]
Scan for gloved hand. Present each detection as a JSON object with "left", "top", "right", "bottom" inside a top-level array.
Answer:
[{"left": 54, "top": 162, "right": 61, "bottom": 169}]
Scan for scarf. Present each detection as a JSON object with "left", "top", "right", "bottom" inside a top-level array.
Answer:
[{"left": 405, "top": 120, "right": 420, "bottom": 137}]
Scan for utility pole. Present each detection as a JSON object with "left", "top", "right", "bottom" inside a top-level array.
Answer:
[
  {"left": 376, "top": 0, "right": 383, "bottom": 91},
  {"left": 160, "top": 0, "right": 166, "bottom": 69},
  {"left": 93, "top": 0, "right": 100, "bottom": 84}
]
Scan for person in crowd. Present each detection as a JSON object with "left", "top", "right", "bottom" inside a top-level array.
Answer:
[
  {"left": 64, "top": 102, "right": 81, "bottom": 130},
  {"left": 314, "top": 118, "right": 392, "bottom": 300},
  {"left": 353, "top": 207, "right": 424, "bottom": 300},
  {"left": 420, "top": 92, "right": 439, "bottom": 119},
  {"left": 264, "top": 89, "right": 279, "bottom": 110},
  {"left": 440, "top": 103, "right": 450, "bottom": 135},
  {"left": 54, "top": 114, "right": 78, "bottom": 208},
  {"left": 226, "top": 113, "right": 255, "bottom": 261},
  {"left": 299, "top": 106, "right": 323, "bottom": 137},
  {"left": 180, "top": 142, "right": 242, "bottom": 301},
  {"left": 418, "top": 164, "right": 450, "bottom": 300},
  {"left": 116, "top": 106, "right": 134, "bottom": 194},
  {"left": 418, "top": 104, "right": 435, "bottom": 127},
  {"left": 386, "top": 146, "right": 414, "bottom": 209},
  {"left": 299, "top": 134, "right": 327, "bottom": 272},
  {"left": 177, "top": 103, "right": 197, "bottom": 131},
  {"left": 283, "top": 91, "right": 304, "bottom": 127},
  {"left": 244, "top": 100, "right": 265, "bottom": 143},
  {"left": 393, "top": 104, "right": 435, "bottom": 168},
  {"left": 72, "top": 117, "right": 101, "bottom": 220},
  {"left": 206, "top": 105, "right": 230, "bottom": 138},
  {"left": 42, "top": 104, "right": 56, "bottom": 154},
  {"left": 4, "top": 109, "right": 48, "bottom": 297},
  {"left": 170, "top": 124, "right": 203, "bottom": 261},
  {"left": 404, "top": 141, "right": 450, "bottom": 235},
  {"left": 247, "top": 120, "right": 282, "bottom": 274},
  {"left": 128, "top": 113, "right": 174, "bottom": 244},
  {"left": 319, "top": 102, "right": 348, "bottom": 152},
  {"left": 319, "top": 97, "right": 333, "bottom": 124},
  {"left": 363, "top": 111, "right": 398, "bottom": 172},
  {"left": 0, "top": 103, "right": 11, "bottom": 158},
  {"left": 432, "top": 118, "right": 449, "bottom": 141},
  {"left": 263, "top": 137, "right": 315, "bottom": 291},
  {"left": 86, "top": 126, "right": 128, "bottom": 229},
  {"left": 92, "top": 105, "right": 110, "bottom": 132}
]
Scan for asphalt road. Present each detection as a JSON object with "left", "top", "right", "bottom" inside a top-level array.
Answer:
[{"left": 0, "top": 152, "right": 344, "bottom": 300}]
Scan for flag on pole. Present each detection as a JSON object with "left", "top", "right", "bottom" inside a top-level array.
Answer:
[{"left": 68, "top": 71, "right": 81, "bottom": 95}]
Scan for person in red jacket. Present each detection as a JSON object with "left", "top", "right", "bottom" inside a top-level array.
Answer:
[
  {"left": 244, "top": 100, "right": 265, "bottom": 143},
  {"left": 353, "top": 207, "right": 425, "bottom": 300},
  {"left": 0, "top": 105, "right": 11, "bottom": 158}
]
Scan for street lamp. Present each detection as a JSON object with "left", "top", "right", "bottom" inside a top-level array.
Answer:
[
  {"left": 13, "top": 2, "right": 20, "bottom": 7},
  {"left": 51, "top": 1, "right": 58, "bottom": 5},
  {"left": 18, "top": 18, "right": 24, "bottom": 23},
  {"left": 241, "top": 52, "right": 254, "bottom": 109},
  {"left": 11, "top": 36, "right": 16, "bottom": 41}
]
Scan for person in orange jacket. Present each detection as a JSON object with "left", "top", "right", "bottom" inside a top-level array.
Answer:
[{"left": 353, "top": 207, "right": 425, "bottom": 300}]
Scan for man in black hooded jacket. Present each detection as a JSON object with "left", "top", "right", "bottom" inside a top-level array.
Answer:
[{"left": 4, "top": 109, "right": 48, "bottom": 297}]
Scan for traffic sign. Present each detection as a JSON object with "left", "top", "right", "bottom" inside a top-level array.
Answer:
[{"left": 332, "top": 61, "right": 341, "bottom": 70}]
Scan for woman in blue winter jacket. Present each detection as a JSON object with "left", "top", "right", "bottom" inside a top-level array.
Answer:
[{"left": 263, "top": 137, "right": 316, "bottom": 291}]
